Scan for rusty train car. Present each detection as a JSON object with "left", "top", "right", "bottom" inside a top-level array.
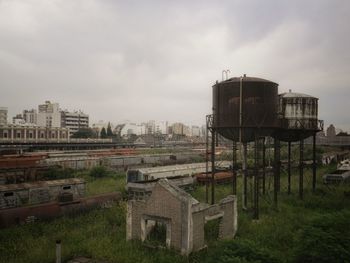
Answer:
[
  {"left": 195, "top": 171, "right": 235, "bottom": 184},
  {"left": 0, "top": 192, "right": 121, "bottom": 228},
  {"left": 0, "top": 151, "right": 204, "bottom": 184}
]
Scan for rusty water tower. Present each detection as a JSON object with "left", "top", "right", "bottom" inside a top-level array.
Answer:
[
  {"left": 212, "top": 75, "right": 279, "bottom": 142},
  {"left": 206, "top": 74, "right": 323, "bottom": 220},
  {"left": 273, "top": 90, "right": 323, "bottom": 198},
  {"left": 275, "top": 91, "right": 319, "bottom": 142},
  {"left": 207, "top": 74, "right": 281, "bottom": 219}
]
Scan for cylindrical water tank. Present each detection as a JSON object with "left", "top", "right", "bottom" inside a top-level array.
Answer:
[
  {"left": 212, "top": 76, "right": 279, "bottom": 142},
  {"left": 275, "top": 91, "right": 319, "bottom": 141}
]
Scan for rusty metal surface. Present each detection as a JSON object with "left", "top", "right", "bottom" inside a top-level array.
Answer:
[
  {"left": 196, "top": 171, "right": 234, "bottom": 184},
  {"left": 0, "top": 192, "right": 121, "bottom": 228},
  {"left": 0, "top": 178, "right": 85, "bottom": 192},
  {"left": 0, "top": 154, "right": 47, "bottom": 169},
  {"left": 273, "top": 92, "right": 321, "bottom": 142},
  {"left": 212, "top": 75, "right": 279, "bottom": 142}
]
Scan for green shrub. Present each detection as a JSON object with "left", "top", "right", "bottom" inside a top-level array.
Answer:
[
  {"left": 42, "top": 167, "right": 75, "bottom": 180},
  {"left": 293, "top": 210, "right": 350, "bottom": 263},
  {"left": 89, "top": 166, "right": 108, "bottom": 178},
  {"left": 201, "top": 239, "right": 280, "bottom": 263}
]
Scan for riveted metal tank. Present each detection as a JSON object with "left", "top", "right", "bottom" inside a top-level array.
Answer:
[
  {"left": 274, "top": 91, "right": 319, "bottom": 142},
  {"left": 212, "top": 75, "right": 279, "bottom": 142}
]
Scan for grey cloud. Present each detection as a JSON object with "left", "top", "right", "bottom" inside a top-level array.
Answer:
[{"left": 0, "top": 0, "right": 349, "bottom": 129}]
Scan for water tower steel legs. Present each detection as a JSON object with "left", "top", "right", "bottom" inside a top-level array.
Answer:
[
  {"left": 312, "top": 134, "right": 316, "bottom": 192},
  {"left": 242, "top": 142, "right": 248, "bottom": 210},
  {"left": 211, "top": 129, "right": 216, "bottom": 205},
  {"left": 262, "top": 138, "right": 266, "bottom": 195},
  {"left": 205, "top": 125, "right": 209, "bottom": 204},
  {"left": 299, "top": 139, "right": 304, "bottom": 200},
  {"left": 288, "top": 142, "right": 291, "bottom": 195},
  {"left": 253, "top": 135, "right": 259, "bottom": 220},
  {"left": 232, "top": 141, "right": 237, "bottom": 195},
  {"left": 274, "top": 138, "right": 280, "bottom": 208}
]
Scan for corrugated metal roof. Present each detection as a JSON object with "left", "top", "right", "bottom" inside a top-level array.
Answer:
[{"left": 133, "top": 161, "right": 231, "bottom": 174}]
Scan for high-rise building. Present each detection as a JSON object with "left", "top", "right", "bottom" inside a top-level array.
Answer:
[
  {"left": 143, "top": 120, "right": 168, "bottom": 135},
  {"left": 12, "top": 114, "right": 25, "bottom": 125},
  {"left": 23, "top": 109, "right": 37, "bottom": 124},
  {"left": 0, "top": 107, "right": 8, "bottom": 125},
  {"left": 155, "top": 121, "right": 168, "bottom": 134},
  {"left": 170, "top": 122, "right": 190, "bottom": 136},
  {"left": 61, "top": 111, "right": 89, "bottom": 135},
  {"left": 38, "top": 101, "right": 59, "bottom": 113},
  {"left": 37, "top": 101, "right": 61, "bottom": 128}
]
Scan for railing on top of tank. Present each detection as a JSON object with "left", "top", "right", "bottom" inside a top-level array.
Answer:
[{"left": 279, "top": 118, "right": 323, "bottom": 131}]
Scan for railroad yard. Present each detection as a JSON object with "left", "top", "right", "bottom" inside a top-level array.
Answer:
[{"left": 0, "top": 145, "right": 349, "bottom": 263}]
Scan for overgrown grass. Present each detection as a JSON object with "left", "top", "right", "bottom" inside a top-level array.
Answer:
[
  {"left": 191, "top": 163, "right": 350, "bottom": 263},
  {"left": 0, "top": 164, "right": 349, "bottom": 262},
  {"left": 80, "top": 172, "right": 126, "bottom": 197},
  {"left": 0, "top": 204, "right": 186, "bottom": 263}
]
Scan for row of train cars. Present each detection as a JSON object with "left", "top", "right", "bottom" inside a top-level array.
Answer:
[
  {"left": 0, "top": 148, "right": 232, "bottom": 227},
  {"left": 0, "top": 148, "right": 208, "bottom": 184}
]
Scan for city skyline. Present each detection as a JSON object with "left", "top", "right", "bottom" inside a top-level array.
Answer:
[{"left": 1, "top": 1, "right": 350, "bottom": 131}]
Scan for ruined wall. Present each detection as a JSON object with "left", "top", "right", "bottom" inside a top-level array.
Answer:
[
  {"left": 126, "top": 200, "right": 146, "bottom": 240},
  {"left": 144, "top": 184, "right": 184, "bottom": 250},
  {"left": 126, "top": 180, "right": 237, "bottom": 256},
  {"left": 219, "top": 195, "right": 237, "bottom": 239},
  {"left": 191, "top": 209, "right": 205, "bottom": 251}
]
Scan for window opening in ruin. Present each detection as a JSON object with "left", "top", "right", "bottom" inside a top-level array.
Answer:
[
  {"left": 4, "top": 192, "right": 14, "bottom": 197},
  {"left": 145, "top": 220, "right": 167, "bottom": 248},
  {"left": 204, "top": 218, "right": 221, "bottom": 243},
  {"left": 62, "top": 185, "right": 71, "bottom": 190}
]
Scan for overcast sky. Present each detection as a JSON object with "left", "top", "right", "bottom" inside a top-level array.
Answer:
[{"left": 0, "top": 0, "right": 349, "bottom": 130}]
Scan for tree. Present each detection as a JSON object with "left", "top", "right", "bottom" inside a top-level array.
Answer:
[
  {"left": 107, "top": 122, "right": 113, "bottom": 137},
  {"left": 71, "top": 128, "right": 97, "bottom": 138},
  {"left": 100, "top": 127, "right": 107, "bottom": 138}
]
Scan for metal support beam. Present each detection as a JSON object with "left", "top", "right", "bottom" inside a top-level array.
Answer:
[
  {"left": 211, "top": 129, "right": 216, "bottom": 205},
  {"left": 312, "top": 134, "right": 317, "bottom": 192},
  {"left": 242, "top": 142, "right": 248, "bottom": 210},
  {"left": 205, "top": 126, "right": 209, "bottom": 203},
  {"left": 232, "top": 141, "right": 237, "bottom": 195},
  {"left": 274, "top": 138, "right": 280, "bottom": 208},
  {"left": 288, "top": 141, "right": 291, "bottom": 195},
  {"left": 253, "top": 135, "right": 259, "bottom": 220},
  {"left": 299, "top": 139, "right": 304, "bottom": 200},
  {"left": 262, "top": 137, "right": 266, "bottom": 195}
]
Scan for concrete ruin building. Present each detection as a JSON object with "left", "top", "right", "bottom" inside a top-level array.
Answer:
[{"left": 127, "top": 179, "right": 237, "bottom": 255}]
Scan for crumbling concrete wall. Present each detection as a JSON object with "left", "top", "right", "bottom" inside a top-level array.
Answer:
[{"left": 126, "top": 179, "right": 237, "bottom": 256}]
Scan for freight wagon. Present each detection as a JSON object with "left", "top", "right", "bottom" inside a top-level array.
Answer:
[
  {"left": 0, "top": 192, "right": 121, "bottom": 228},
  {"left": 126, "top": 161, "right": 231, "bottom": 183},
  {"left": 35, "top": 152, "right": 205, "bottom": 173},
  {"left": 0, "top": 178, "right": 85, "bottom": 209}
]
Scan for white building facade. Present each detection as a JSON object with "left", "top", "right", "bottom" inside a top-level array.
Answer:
[
  {"left": 0, "top": 107, "right": 8, "bottom": 126},
  {"left": 36, "top": 101, "right": 61, "bottom": 128},
  {"left": 0, "top": 124, "right": 70, "bottom": 142},
  {"left": 61, "top": 111, "right": 89, "bottom": 135}
]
